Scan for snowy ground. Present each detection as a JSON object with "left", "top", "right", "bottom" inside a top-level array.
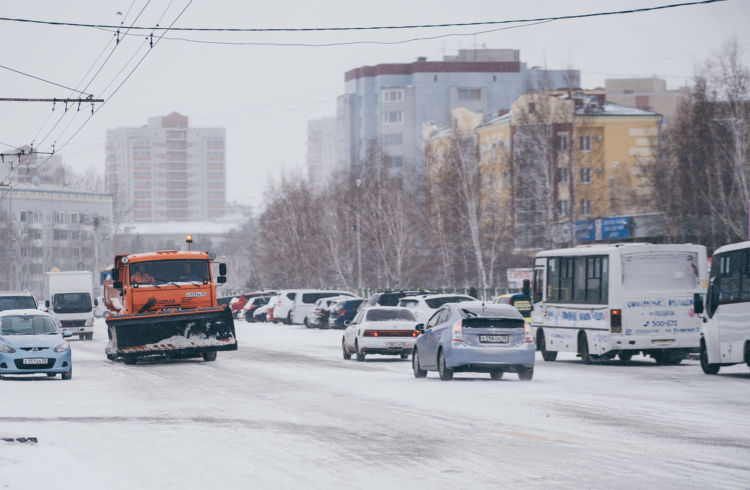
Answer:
[{"left": 2, "top": 318, "right": 750, "bottom": 489}]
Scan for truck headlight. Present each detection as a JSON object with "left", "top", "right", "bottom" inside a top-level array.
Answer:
[
  {"left": 85, "top": 318, "right": 93, "bottom": 327},
  {"left": 54, "top": 342, "right": 70, "bottom": 353}
]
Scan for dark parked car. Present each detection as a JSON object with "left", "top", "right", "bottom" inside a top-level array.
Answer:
[
  {"left": 306, "top": 296, "right": 351, "bottom": 329},
  {"left": 328, "top": 298, "right": 365, "bottom": 329},
  {"left": 243, "top": 296, "right": 271, "bottom": 322},
  {"left": 364, "top": 290, "right": 431, "bottom": 308}
]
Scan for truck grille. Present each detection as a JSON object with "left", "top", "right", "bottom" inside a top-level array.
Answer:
[{"left": 60, "top": 320, "right": 86, "bottom": 328}]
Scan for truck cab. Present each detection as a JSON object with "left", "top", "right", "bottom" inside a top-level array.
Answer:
[{"left": 44, "top": 271, "right": 96, "bottom": 340}]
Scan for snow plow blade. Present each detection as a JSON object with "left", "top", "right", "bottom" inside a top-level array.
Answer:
[{"left": 105, "top": 306, "right": 237, "bottom": 361}]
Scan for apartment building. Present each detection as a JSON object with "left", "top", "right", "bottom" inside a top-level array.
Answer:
[
  {"left": 105, "top": 112, "right": 226, "bottom": 223},
  {"left": 605, "top": 78, "right": 689, "bottom": 126},
  {"left": 338, "top": 49, "right": 579, "bottom": 173},
  {"left": 0, "top": 185, "right": 113, "bottom": 297},
  {"left": 306, "top": 117, "right": 337, "bottom": 184}
]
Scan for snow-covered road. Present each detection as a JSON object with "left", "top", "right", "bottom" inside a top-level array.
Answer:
[{"left": 2, "top": 318, "right": 750, "bottom": 489}]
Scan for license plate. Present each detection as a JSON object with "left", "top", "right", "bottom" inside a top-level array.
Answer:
[
  {"left": 386, "top": 341, "right": 407, "bottom": 348},
  {"left": 479, "top": 335, "right": 509, "bottom": 343},
  {"left": 23, "top": 358, "right": 48, "bottom": 365}
]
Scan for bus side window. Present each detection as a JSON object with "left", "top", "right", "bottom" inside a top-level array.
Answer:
[
  {"left": 532, "top": 266, "right": 544, "bottom": 303},
  {"left": 741, "top": 251, "right": 750, "bottom": 303},
  {"left": 719, "top": 252, "right": 742, "bottom": 304}
]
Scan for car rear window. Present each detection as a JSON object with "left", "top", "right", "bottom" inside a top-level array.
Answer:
[
  {"left": 0, "top": 296, "right": 37, "bottom": 311},
  {"left": 365, "top": 309, "right": 415, "bottom": 322},
  {"left": 462, "top": 318, "right": 525, "bottom": 329},
  {"left": 398, "top": 299, "right": 419, "bottom": 309},
  {"left": 459, "top": 306, "right": 523, "bottom": 320}
]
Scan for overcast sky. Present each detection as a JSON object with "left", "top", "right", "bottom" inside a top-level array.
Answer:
[{"left": 0, "top": 0, "right": 748, "bottom": 211}]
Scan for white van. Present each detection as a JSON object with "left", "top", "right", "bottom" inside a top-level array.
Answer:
[
  {"left": 531, "top": 243, "right": 707, "bottom": 364},
  {"left": 694, "top": 241, "right": 750, "bottom": 374},
  {"left": 289, "top": 290, "right": 354, "bottom": 325}
]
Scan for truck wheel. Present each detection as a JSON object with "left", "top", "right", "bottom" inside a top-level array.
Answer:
[
  {"left": 78, "top": 334, "right": 86, "bottom": 341},
  {"left": 86, "top": 333, "right": 94, "bottom": 340},
  {"left": 202, "top": 351, "right": 217, "bottom": 362}
]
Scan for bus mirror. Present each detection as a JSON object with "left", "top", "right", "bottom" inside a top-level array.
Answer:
[
  {"left": 45, "top": 300, "right": 50, "bottom": 308},
  {"left": 219, "top": 263, "right": 227, "bottom": 276},
  {"left": 522, "top": 279, "right": 531, "bottom": 297},
  {"left": 111, "top": 268, "right": 119, "bottom": 281},
  {"left": 693, "top": 293, "right": 704, "bottom": 315}
]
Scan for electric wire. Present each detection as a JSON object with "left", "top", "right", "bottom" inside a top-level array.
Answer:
[
  {"left": 0, "top": 0, "right": 725, "bottom": 32},
  {"left": 0, "top": 64, "right": 92, "bottom": 96}
]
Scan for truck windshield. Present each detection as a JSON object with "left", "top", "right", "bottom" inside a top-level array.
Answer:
[
  {"left": 53, "top": 293, "right": 92, "bottom": 313},
  {"left": 0, "top": 296, "right": 37, "bottom": 311},
  {"left": 129, "top": 259, "right": 210, "bottom": 285},
  {"left": 621, "top": 252, "right": 700, "bottom": 292}
]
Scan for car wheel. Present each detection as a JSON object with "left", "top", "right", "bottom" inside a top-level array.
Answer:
[
  {"left": 618, "top": 352, "right": 634, "bottom": 362},
  {"left": 123, "top": 357, "right": 137, "bottom": 365},
  {"left": 355, "top": 341, "right": 365, "bottom": 362},
  {"left": 286, "top": 313, "right": 292, "bottom": 325},
  {"left": 202, "top": 351, "right": 217, "bottom": 362},
  {"left": 400, "top": 352, "right": 409, "bottom": 360},
  {"left": 342, "top": 338, "right": 351, "bottom": 360},
  {"left": 538, "top": 330, "right": 557, "bottom": 361},
  {"left": 412, "top": 348, "right": 427, "bottom": 378},
  {"left": 579, "top": 332, "right": 594, "bottom": 365},
  {"left": 700, "top": 340, "right": 720, "bottom": 374},
  {"left": 62, "top": 367, "right": 72, "bottom": 380},
  {"left": 518, "top": 367, "right": 533, "bottom": 381},
  {"left": 438, "top": 349, "right": 453, "bottom": 381},
  {"left": 490, "top": 369, "right": 504, "bottom": 380}
]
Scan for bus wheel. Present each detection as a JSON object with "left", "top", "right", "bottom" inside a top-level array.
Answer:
[
  {"left": 700, "top": 340, "right": 720, "bottom": 375},
  {"left": 578, "top": 332, "right": 593, "bottom": 365},
  {"left": 538, "top": 330, "right": 557, "bottom": 362}
]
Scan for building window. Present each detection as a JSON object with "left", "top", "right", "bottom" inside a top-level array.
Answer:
[
  {"left": 382, "top": 111, "right": 403, "bottom": 124},
  {"left": 383, "top": 133, "right": 403, "bottom": 145},
  {"left": 580, "top": 199, "right": 592, "bottom": 216},
  {"left": 387, "top": 156, "right": 404, "bottom": 168},
  {"left": 580, "top": 135, "right": 592, "bottom": 152},
  {"left": 580, "top": 167, "right": 592, "bottom": 184},
  {"left": 558, "top": 167, "right": 569, "bottom": 184},
  {"left": 458, "top": 88, "right": 481, "bottom": 100},
  {"left": 558, "top": 200, "right": 569, "bottom": 217},
  {"left": 382, "top": 89, "right": 403, "bottom": 102},
  {"left": 557, "top": 133, "right": 569, "bottom": 151}
]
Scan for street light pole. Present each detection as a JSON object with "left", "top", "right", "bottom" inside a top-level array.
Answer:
[{"left": 355, "top": 179, "right": 363, "bottom": 294}]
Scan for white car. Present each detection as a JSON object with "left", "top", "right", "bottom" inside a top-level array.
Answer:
[
  {"left": 342, "top": 306, "right": 418, "bottom": 361},
  {"left": 253, "top": 302, "right": 272, "bottom": 323},
  {"left": 397, "top": 293, "right": 476, "bottom": 324},
  {"left": 272, "top": 290, "right": 298, "bottom": 324}
]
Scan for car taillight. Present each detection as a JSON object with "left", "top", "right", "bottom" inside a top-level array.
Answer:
[
  {"left": 524, "top": 321, "right": 534, "bottom": 343},
  {"left": 338, "top": 309, "right": 346, "bottom": 317},
  {"left": 412, "top": 330, "right": 419, "bottom": 337},
  {"left": 610, "top": 309, "right": 622, "bottom": 333},
  {"left": 249, "top": 305, "right": 257, "bottom": 310},
  {"left": 452, "top": 320, "right": 463, "bottom": 342},
  {"left": 363, "top": 330, "right": 378, "bottom": 337}
]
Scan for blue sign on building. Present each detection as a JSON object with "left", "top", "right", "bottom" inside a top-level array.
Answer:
[{"left": 576, "top": 216, "right": 630, "bottom": 242}]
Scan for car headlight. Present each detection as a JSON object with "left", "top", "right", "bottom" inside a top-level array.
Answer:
[
  {"left": 0, "top": 342, "right": 16, "bottom": 353},
  {"left": 54, "top": 342, "right": 70, "bottom": 353}
]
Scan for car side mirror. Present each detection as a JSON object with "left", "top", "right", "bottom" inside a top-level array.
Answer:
[
  {"left": 62, "top": 329, "right": 73, "bottom": 338},
  {"left": 113, "top": 281, "right": 123, "bottom": 289},
  {"left": 45, "top": 300, "right": 50, "bottom": 308},
  {"left": 522, "top": 279, "right": 531, "bottom": 297},
  {"left": 94, "top": 298, "right": 99, "bottom": 306},
  {"left": 415, "top": 323, "right": 425, "bottom": 332},
  {"left": 693, "top": 293, "right": 704, "bottom": 315},
  {"left": 344, "top": 320, "right": 351, "bottom": 326}
]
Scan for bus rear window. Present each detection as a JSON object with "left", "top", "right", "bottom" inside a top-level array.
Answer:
[{"left": 621, "top": 252, "right": 700, "bottom": 291}]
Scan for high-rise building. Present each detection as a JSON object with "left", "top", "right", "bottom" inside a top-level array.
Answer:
[
  {"left": 306, "top": 117, "right": 337, "bottom": 184},
  {"left": 105, "top": 112, "right": 226, "bottom": 222},
  {"left": 337, "top": 49, "right": 579, "bottom": 172},
  {"left": 605, "top": 78, "right": 690, "bottom": 126}
]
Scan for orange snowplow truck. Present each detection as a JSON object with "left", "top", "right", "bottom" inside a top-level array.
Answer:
[{"left": 103, "top": 250, "right": 237, "bottom": 364}]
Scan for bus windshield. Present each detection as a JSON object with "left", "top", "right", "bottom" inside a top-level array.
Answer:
[{"left": 621, "top": 252, "right": 700, "bottom": 291}]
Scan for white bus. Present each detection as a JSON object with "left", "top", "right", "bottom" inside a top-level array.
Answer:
[
  {"left": 694, "top": 241, "right": 750, "bottom": 375},
  {"left": 530, "top": 243, "right": 707, "bottom": 364}
]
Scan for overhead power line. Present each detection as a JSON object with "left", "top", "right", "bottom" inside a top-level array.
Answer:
[
  {"left": 0, "top": 64, "right": 93, "bottom": 96},
  {"left": 0, "top": 0, "right": 726, "bottom": 33}
]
